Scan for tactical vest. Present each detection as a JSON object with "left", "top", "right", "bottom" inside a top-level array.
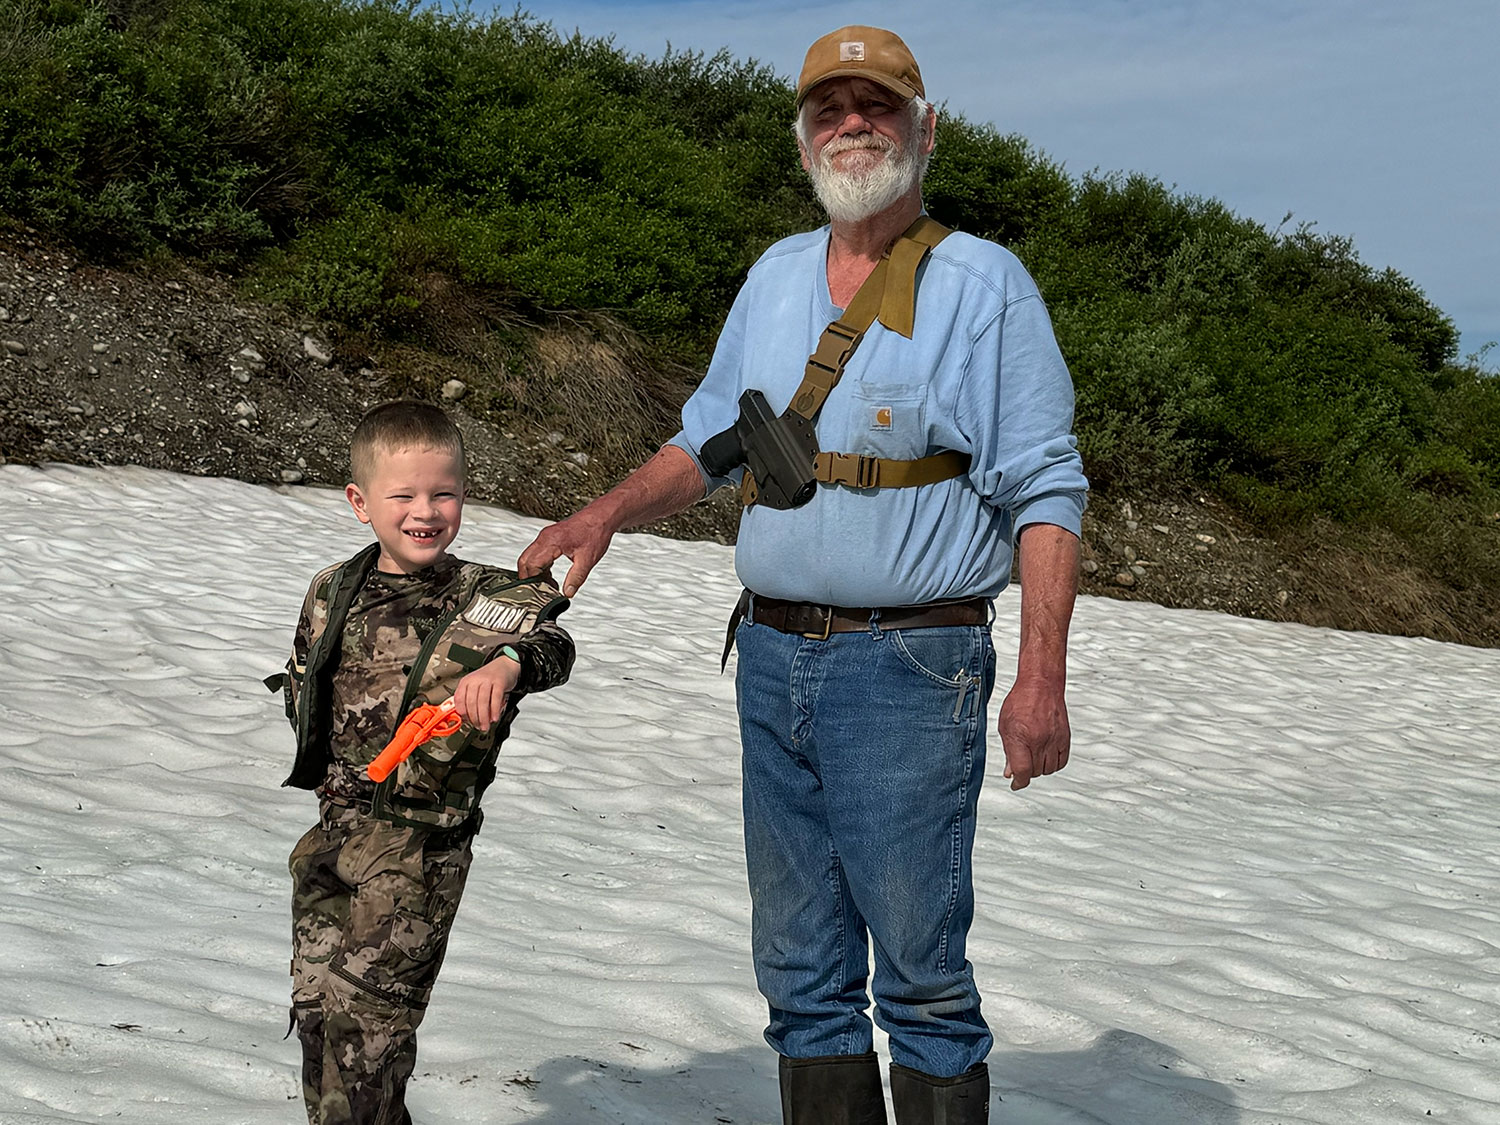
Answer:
[
  {"left": 270, "top": 543, "right": 569, "bottom": 830},
  {"left": 740, "top": 215, "right": 971, "bottom": 507}
]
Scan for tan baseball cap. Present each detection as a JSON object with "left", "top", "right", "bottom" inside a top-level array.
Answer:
[{"left": 796, "top": 25, "right": 925, "bottom": 107}]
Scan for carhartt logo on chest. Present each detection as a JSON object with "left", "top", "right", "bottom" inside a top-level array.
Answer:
[
  {"left": 871, "top": 405, "right": 893, "bottom": 431},
  {"left": 462, "top": 595, "right": 529, "bottom": 633}
]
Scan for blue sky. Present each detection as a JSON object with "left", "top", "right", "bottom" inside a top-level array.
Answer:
[{"left": 475, "top": 0, "right": 1497, "bottom": 362}]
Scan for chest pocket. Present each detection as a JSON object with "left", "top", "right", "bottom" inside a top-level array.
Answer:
[{"left": 845, "top": 381, "right": 928, "bottom": 461}]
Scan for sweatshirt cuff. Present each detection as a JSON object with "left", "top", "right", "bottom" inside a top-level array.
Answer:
[
  {"left": 667, "top": 432, "right": 738, "bottom": 495},
  {"left": 1013, "top": 491, "right": 1087, "bottom": 539}
]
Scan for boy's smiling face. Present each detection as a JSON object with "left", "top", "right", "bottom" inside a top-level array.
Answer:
[{"left": 345, "top": 444, "right": 465, "bottom": 574}]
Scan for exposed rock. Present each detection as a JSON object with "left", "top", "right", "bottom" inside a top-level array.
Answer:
[{"left": 302, "top": 335, "right": 333, "bottom": 365}]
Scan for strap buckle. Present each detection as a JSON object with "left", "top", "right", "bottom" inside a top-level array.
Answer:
[
  {"left": 824, "top": 319, "right": 861, "bottom": 351},
  {"left": 801, "top": 605, "right": 833, "bottom": 641},
  {"left": 823, "top": 452, "right": 880, "bottom": 488}
]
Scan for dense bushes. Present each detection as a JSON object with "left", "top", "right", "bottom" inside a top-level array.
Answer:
[
  {"left": 3, "top": 0, "right": 1497, "bottom": 572},
  {"left": 1, "top": 0, "right": 798, "bottom": 336}
]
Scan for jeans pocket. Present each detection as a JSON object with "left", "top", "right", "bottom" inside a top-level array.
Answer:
[{"left": 886, "top": 626, "right": 972, "bottom": 687}]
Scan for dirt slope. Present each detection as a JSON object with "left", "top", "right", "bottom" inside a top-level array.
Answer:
[{"left": 2, "top": 228, "right": 1492, "bottom": 647}]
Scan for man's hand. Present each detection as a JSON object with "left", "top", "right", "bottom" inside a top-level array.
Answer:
[
  {"left": 518, "top": 507, "right": 615, "bottom": 598},
  {"left": 452, "top": 655, "right": 521, "bottom": 732},
  {"left": 999, "top": 673, "right": 1070, "bottom": 790},
  {"left": 518, "top": 445, "right": 707, "bottom": 598}
]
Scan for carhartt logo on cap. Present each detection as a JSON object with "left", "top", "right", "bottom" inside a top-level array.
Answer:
[{"left": 796, "top": 26, "right": 925, "bottom": 108}]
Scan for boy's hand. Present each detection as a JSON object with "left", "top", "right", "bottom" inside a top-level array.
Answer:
[{"left": 452, "top": 654, "right": 522, "bottom": 732}]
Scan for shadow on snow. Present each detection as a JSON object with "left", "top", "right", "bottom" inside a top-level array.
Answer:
[{"left": 499, "top": 1028, "right": 1242, "bottom": 1124}]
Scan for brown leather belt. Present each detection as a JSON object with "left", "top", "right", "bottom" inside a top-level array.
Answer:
[{"left": 749, "top": 594, "right": 990, "bottom": 641}]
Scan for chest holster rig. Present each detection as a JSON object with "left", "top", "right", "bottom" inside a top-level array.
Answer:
[
  {"left": 266, "top": 543, "right": 569, "bottom": 830},
  {"left": 699, "top": 216, "right": 970, "bottom": 509}
]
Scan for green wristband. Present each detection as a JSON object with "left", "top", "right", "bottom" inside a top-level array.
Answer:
[{"left": 499, "top": 644, "right": 522, "bottom": 664}]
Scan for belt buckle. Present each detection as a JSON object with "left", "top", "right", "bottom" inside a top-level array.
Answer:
[{"left": 802, "top": 604, "right": 833, "bottom": 641}]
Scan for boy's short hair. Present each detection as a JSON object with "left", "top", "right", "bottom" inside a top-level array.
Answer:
[{"left": 349, "top": 401, "right": 466, "bottom": 486}]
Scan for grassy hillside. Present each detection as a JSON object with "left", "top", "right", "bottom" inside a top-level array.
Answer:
[{"left": 4, "top": 0, "right": 1498, "bottom": 638}]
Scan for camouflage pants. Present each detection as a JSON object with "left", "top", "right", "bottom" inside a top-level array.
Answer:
[{"left": 288, "top": 801, "right": 476, "bottom": 1125}]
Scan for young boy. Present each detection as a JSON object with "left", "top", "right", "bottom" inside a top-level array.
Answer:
[{"left": 272, "top": 401, "right": 574, "bottom": 1125}]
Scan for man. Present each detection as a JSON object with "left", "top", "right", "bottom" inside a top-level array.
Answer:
[{"left": 519, "top": 25, "right": 1087, "bottom": 1125}]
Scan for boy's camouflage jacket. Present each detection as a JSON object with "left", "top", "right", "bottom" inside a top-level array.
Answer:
[{"left": 273, "top": 543, "right": 573, "bottom": 830}]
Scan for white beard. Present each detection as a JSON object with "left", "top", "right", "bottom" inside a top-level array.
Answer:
[{"left": 807, "top": 132, "right": 924, "bottom": 224}]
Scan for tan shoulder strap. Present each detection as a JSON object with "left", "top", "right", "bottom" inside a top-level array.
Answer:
[
  {"left": 878, "top": 215, "right": 948, "bottom": 339},
  {"left": 788, "top": 216, "right": 951, "bottom": 422},
  {"left": 742, "top": 217, "right": 964, "bottom": 508}
]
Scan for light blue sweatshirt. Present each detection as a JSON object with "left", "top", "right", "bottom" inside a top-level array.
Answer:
[{"left": 670, "top": 225, "right": 1088, "bottom": 607}]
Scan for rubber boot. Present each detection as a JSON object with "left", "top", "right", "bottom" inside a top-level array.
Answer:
[
  {"left": 779, "top": 1052, "right": 888, "bottom": 1125},
  {"left": 889, "top": 1061, "right": 989, "bottom": 1124}
]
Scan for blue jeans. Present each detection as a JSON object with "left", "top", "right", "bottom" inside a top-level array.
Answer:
[{"left": 735, "top": 613, "right": 997, "bottom": 1078}]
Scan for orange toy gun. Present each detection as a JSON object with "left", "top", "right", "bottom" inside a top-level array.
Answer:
[{"left": 366, "top": 698, "right": 462, "bottom": 782}]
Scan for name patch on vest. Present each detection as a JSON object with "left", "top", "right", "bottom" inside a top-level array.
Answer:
[{"left": 462, "top": 595, "right": 531, "bottom": 634}]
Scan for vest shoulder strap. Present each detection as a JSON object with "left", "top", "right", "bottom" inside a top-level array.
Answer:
[
  {"left": 304, "top": 543, "right": 381, "bottom": 677},
  {"left": 281, "top": 542, "right": 381, "bottom": 790}
]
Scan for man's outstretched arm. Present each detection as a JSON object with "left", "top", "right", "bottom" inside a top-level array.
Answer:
[
  {"left": 999, "top": 521, "right": 1081, "bottom": 790},
  {"left": 518, "top": 444, "right": 707, "bottom": 597}
]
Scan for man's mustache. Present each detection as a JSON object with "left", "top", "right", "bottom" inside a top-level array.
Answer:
[
  {"left": 821, "top": 135, "right": 895, "bottom": 158},
  {"left": 817, "top": 134, "right": 896, "bottom": 175}
]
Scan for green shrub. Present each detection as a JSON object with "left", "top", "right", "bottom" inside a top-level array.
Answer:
[
  {"left": 1, "top": 0, "right": 1495, "bottom": 553},
  {"left": 250, "top": 202, "right": 419, "bottom": 326}
]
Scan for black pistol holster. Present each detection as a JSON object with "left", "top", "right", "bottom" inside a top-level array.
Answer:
[{"left": 700, "top": 389, "right": 819, "bottom": 510}]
